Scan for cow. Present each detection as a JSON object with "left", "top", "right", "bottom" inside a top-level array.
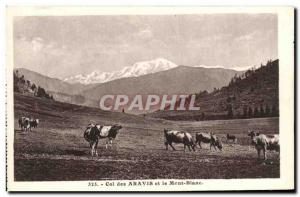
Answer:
[
  {"left": 18, "top": 117, "right": 31, "bottom": 132},
  {"left": 29, "top": 119, "right": 39, "bottom": 128},
  {"left": 100, "top": 125, "right": 123, "bottom": 149},
  {"left": 248, "top": 130, "right": 280, "bottom": 160},
  {"left": 84, "top": 123, "right": 122, "bottom": 156},
  {"left": 195, "top": 132, "right": 223, "bottom": 151},
  {"left": 164, "top": 129, "right": 195, "bottom": 151},
  {"left": 18, "top": 117, "right": 24, "bottom": 128},
  {"left": 226, "top": 134, "right": 237, "bottom": 144}
]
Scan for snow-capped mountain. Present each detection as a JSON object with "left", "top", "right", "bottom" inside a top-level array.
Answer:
[{"left": 63, "top": 58, "right": 178, "bottom": 84}]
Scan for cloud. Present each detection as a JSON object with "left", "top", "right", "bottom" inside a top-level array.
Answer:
[
  {"left": 137, "top": 28, "right": 153, "bottom": 39},
  {"left": 31, "top": 37, "right": 44, "bottom": 52},
  {"left": 14, "top": 36, "right": 71, "bottom": 76},
  {"left": 234, "top": 31, "right": 257, "bottom": 42},
  {"left": 14, "top": 15, "right": 278, "bottom": 78}
]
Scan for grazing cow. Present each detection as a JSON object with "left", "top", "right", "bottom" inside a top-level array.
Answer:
[
  {"left": 18, "top": 117, "right": 24, "bottom": 128},
  {"left": 195, "top": 132, "right": 223, "bottom": 151},
  {"left": 29, "top": 119, "right": 39, "bottom": 129},
  {"left": 226, "top": 134, "right": 237, "bottom": 144},
  {"left": 99, "top": 125, "right": 123, "bottom": 149},
  {"left": 18, "top": 117, "right": 31, "bottom": 132},
  {"left": 248, "top": 130, "right": 280, "bottom": 160},
  {"left": 164, "top": 129, "right": 195, "bottom": 151},
  {"left": 84, "top": 124, "right": 122, "bottom": 156}
]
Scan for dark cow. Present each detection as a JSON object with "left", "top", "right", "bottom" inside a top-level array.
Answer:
[
  {"left": 195, "top": 132, "right": 223, "bottom": 151},
  {"left": 18, "top": 117, "right": 31, "bottom": 132},
  {"left": 84, "top": 124, "right": 122, "bottom": 156},
  {"left": 248, "top": 130, "right": 280, "bottom": 160},
  {"left": 30, "top": 119, "right": 39, "bottom": 128},
  {"left": 164, "top": 129, "right": 195, "bottom": 151},
  {"left": 226, "top": 134, "right": 237, "bottom": 144},
  {"left": 18, "top": 117, "right": 24, "bottom": 128}
]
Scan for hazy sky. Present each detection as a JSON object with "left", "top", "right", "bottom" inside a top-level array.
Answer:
[{"left": 14, "top": 14, "right": 277, "bottom": 78}]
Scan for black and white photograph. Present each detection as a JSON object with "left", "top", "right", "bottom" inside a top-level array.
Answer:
[{"left": 5, "top": 6, "right": 294, "bottom": 191}]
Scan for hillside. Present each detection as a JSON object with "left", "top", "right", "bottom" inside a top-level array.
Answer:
[
  {"left": 83, "top": 66, "right": 241, "bottom": 98},
  {"left": 15, "top": 68, "right": 96, "bottom": 95},
  {"left": 47, "top": 91, "right": 99, "bottom": 107},
  {"left": 14, "top": 93, "right": 174, "bottom": 131},
  {"left": 14, "top": 68, "right": 97, "bottom": 107},
  {"left": 81, "top": 66, "right": 241, "bottom": 112},
  {"left": 13, "top": 93, "right": 279, "bottom": 181},
  {"left": 13, "top": 70, "right": 54, "bottom": 100},
  {"left": 149, "top": 59, "right": 279, "bottom": 120}
]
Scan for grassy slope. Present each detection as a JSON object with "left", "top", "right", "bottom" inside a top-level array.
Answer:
[
  {"left": 13, "top": 94, "right": 279, "bottom": 181},
  {"left": 150, "top": 60, "right": 279, "bottom": 120}
]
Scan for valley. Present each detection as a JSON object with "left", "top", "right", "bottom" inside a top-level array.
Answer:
[{"left": 14, "top": 93, "right": 279, "bottom": 181}]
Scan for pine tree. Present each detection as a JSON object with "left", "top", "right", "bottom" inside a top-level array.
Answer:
[
  {"left": 265, "top": 104, "right": 270, "bottom": 117},
  {"left": 227, "top": 104, "right": 233, "bottom": 119},
  {"left": 260, "top": 104, "right": 265, "bottom": 117},
  {"left": 243, "top": 105, "right": 248, "bottom": 118},
  {"left": 271, "top": 104, "right": 278, "bottom": 117},
  {"left": 20, "top": 75, "right": 25, "bottom": 83},
  {"left": 201, "top": 112, "right": 205, "bottom": 120},
  {"left": 248, "top": 106, "right": 253, "bottom": 118},
  {"left": 36, "top": 86, "right": 47, "bottom": 98},
  {"left": 31, "top": 83, "right": 36, "bottom": 91},
  {"left": 254, "top": 106, "right": 259, "bottom": 118}
]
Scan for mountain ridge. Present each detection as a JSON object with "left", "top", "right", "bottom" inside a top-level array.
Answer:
[
  {"left": 80, "top": 65, "right": 242, "bottom": 113},
  {"left": 63, "top": 58, "right": 178, "bottom": 84},
  {"left": 63, "top": 58, "right": 247, "bottom": 85}
]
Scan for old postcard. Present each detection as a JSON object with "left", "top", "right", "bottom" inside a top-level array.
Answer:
[{"left": 6, "top": 6, "right": 294, "bottom": 191}]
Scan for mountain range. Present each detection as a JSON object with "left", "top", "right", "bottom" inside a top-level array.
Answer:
[
  {"left": 81, "top": 65, "right": 241, "bottom": 99},
  {"left": 15, "top": 58, "right": 243, "bottom": 112},
  {"left": 63, "top": 58, "right": 178, "bottom": 84},
  {"left": 63, "top": 58, "right": 248, "bottom": 85}
]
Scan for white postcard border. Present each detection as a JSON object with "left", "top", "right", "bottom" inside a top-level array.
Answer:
[{"left": 6, "top": 6, "right": 294, "bottom": 191}]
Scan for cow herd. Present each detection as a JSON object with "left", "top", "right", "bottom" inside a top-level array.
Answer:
[
  {"left": 17, "top": 116, "right": 280, "bottom": 160},
  {"left": 18, "top": 116, "right": 39, "bottom": 132},
  {"left": 164, "top": 129, "right": 279, "bottom": 160},
  {"left": 82, "top": 124, "right": 279, "bottom": 161}
]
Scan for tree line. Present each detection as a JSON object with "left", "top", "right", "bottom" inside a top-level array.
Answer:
[
  {"left": 227, "top": 103, "right": 279, "bottom": 119},
  {"left": 13, "top": 70, "right": 54, "bottom": 100}
]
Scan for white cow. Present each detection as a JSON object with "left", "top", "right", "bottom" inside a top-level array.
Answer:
[
  {"left": 18, "top": 117, "right": 31, "bottom": 132},
  {"left": 84, "top": 124, "right": 122, "bottom": 156},
  {"left": 248, "top": 130, "right": 279, "bottom": 160},
  {"left": 164, "top": 129, "right": 196, "bottom": 151}
]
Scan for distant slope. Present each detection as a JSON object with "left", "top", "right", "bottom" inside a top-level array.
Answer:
[
  {"left": 15, "top": 68, "right": 98, "bottom": 107},
  {"left": 82, "top": 66, "right": 241, "bottom": 100},
  {"left": 15, "top": 68, "right": 95, "bottom": 95},
  {"left": 13, "top": 69, "right": 54, "bottom": 100},
  {"left": 47, "top": 91, "right": 99, "bottom": 107},
  {"left": 149, "top": 60, "right": 279, "bottom": 120}
]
